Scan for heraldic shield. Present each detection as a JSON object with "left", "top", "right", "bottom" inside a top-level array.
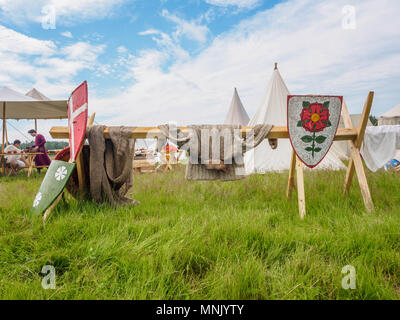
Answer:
[
  {"left": 68, "top": 81, "right": 88, "bottom": 162},
  {"left": 32, "top": 161, "right": 76, "bottom": 216},
  {"left": 287, "top": 95, "right": 343, "bottom": 168}
]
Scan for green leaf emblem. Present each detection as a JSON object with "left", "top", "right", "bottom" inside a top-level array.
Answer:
[
  {"left": 301, "top": 135, "right": 313, "bottom": 143},
  {"left": 315, "top": 136, "right": 327, "bottom": 144}
]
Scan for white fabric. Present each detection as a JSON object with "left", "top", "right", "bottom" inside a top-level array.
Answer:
[
  {"left": 26, "top": 88, "right": 50, "bottom": 101},
  {"left": 360, "top": 125, "right": 400, "bottom": 172},
  {"left": 15, "top": 160, "right": 25, "bottom": 168},
  {"left": 244, "top": 68, "right": 345, "bottom": 173},
  {"left": 330, "top": 112, "right": 373, "bottom": 160},
  {"left": 224, "top": 88, "right": 250, "bottom": 125},
  {"left": 4, "top": 144, "right": 22, "bottom": 162},
  {"left": 378, "top": 104, "right": 400, "bottom": 125},
  {"left": 0, "top": 87, "right": 67, "bottom": 119}
]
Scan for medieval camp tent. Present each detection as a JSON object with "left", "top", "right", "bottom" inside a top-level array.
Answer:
[
  {"left": 378, "top": 104, "right": 400, "bottom": 125},
  {"left": 244, "top": 64, "right": 345, "bottom": 173},
  {"left": 0, "top": 87, "right": 67, "bottom": 120},
  {"left": 26, "top": 88, "right": 50, "bottom": 101},
  {"left": 224, "top": 88, "right": 250, "bottom": 125},
  {"left": 0, "top": 86, "right": 67, "bottom": 174}
]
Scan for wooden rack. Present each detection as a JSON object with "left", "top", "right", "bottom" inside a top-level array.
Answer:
[{"left": 49, "top": 92, "right": 374, "bottom": 218}]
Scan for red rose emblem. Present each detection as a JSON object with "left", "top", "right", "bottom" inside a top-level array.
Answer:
[{"left": 300, "top": 103, "right": 330, "bottom": 132}]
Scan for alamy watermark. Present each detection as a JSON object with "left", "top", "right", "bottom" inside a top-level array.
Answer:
[
  {"left": 41, "top": 265, "right": 56, "bottom": 289},
  {"left": 341, "top": 265, "right": 356, "bottom": 290},
  {"left": 41, "top": 5, "right": 56, "bottom": 30},
  {"left": 342, "top": 5, "right": 357, "bottom": 30}
]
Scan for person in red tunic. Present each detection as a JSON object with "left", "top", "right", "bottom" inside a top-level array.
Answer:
[{"left": 28, "top": 129, "right": 51, "bottom": 172}]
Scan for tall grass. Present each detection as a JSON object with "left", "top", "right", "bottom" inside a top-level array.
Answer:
[{"left": 0, "top": 167, "right": 399, "bottom": 299}]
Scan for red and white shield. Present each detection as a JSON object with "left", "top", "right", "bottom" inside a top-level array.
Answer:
[
  {"left": 287, "top": 95, "right": 343, "bottom": 168},
  {"left": 68, "top": 81, "right": 88, "bottom": 162}
]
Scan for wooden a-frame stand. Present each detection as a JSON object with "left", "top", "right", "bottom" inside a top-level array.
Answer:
[{"left": 286, "top": 92, "right": 375, "bottom": 219}]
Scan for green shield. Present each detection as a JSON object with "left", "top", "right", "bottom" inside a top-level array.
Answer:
[{"left": 32, "top": 160, "right": 76, "bottom": 215}]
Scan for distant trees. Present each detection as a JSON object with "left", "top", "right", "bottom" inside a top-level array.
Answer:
[
  {"left": 1, "top": 141, "right": 68, "bottom": 151},
  {"left": 369, "top": 115, "right": 378, "bottom": 126}
]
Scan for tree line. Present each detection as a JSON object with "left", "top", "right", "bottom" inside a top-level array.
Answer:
[{"left": 1, "top": 141, "right": 68, "bottom": 151}]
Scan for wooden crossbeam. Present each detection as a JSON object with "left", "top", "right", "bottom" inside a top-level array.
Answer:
[{"left": 50, "top": 125, "right": 359, "bottom": 141}]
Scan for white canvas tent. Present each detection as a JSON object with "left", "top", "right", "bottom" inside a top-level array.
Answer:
[
  {"left": 0, "top": 87, "right": 67, "bottom": 120},
  {"left": 1, "top": 87, "right": 67, "bottom": 171},
  {"left": 378, "top": 104, "right": 400, "bottom": 125},
  {"left": 224, "top": 88, "right": 250, "bottom": 125},
  {"left": 26, "top": 88, "right": 50, "bottom": 101},
  {"left": 244, "top": 64, "right": 345, "bottom": 173}
]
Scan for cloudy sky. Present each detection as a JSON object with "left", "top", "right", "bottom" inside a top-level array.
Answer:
[{"left": 1, "top": 0, "right": 399, "bottom": 142}]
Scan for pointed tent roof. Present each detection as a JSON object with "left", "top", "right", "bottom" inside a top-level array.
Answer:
[
  {"left": 224, "top": 88, "right": 250, "bottom": 125},
  {"left": 378, "top": 104, "right": 400, "bottom": 125},
  {"left": 0, "top": 87, "right": 36, "bottom": 102},
  {"left": 26, "top": 88, "right": 50, "bottom": 101},
  {"left": 0, "top": 86, "right": 67, "bottom": 119},
  {"left": 245, "top": 64, "right": 345, "bottom": 173}
]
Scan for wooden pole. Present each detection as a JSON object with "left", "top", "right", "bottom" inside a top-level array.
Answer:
[
  {"left": 286, "top": 150, "right": 296, "bottom": 199},
  {"left": 343, "top": 92, "right": 374, "bottom": 193},
  {"left": 35, "top": 119, "right": 38, "bottom": 132},
  {"left": 342, "top": 93, "right": 374, "bottom": 212},
  {"left": 296, "top": 156, "right": 306, "bottom": 219},
  {"left": 5, "top": 120, "right": 8, "bottom": 147},
  {"left": 75, "top": 112, "right": 96, "bottom": 198},
  {"left": 2, "top": 102, "right": 5, "bottom": 176}
]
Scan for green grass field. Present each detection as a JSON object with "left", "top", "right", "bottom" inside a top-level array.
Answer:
[{"left": 0, "top": 167, "right": 399, "bottom": 300}]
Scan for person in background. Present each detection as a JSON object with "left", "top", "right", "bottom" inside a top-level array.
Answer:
[
  {"left": 4, "top": 140, "right": 28, "bottom": 172},
  {"left": 28, "top": 129, "right": 51, "bottom": 172}
]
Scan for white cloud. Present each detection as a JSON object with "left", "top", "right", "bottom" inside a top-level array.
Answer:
[
  {"left": 0, "top": 25, "right": 55, "bottom": 55},
  {"left": 0, "top": 0, "right": 127, "bottom": 26},
  {"left": 62, "top": 42, "right": 105, "bottom": 62},
  {"left": 0, "top": 25, "right": 106, "bottom": 97},
  {"left": 117, "top": 46, "right": 127, "bottom": 53},
  {"left": 161, "top": 9, "right": 209, "bottom": 44},
  {"left": 91, "top": 0, "right": 400, "bottom": 127},
  {"left": 205, "top": 0, "right": 261, "bottom": 9},
  {"left": 61, "top": 31, "right": 73, "bottom": 38},
  {"left": 138, "top": 29, "right": 189, "bottom": 62}
]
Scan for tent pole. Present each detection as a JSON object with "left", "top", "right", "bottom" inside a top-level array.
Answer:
[
  {"left": 35, "top": 119, "right": 38, "bottom": 132},
  {"left": 2, "top": 102, "right": 5, "bottom": 175},
  {"left": 4, "top": 118, "right": 8, "bottom": 147}
]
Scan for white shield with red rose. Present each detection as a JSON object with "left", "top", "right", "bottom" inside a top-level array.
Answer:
[{"left": 287, "top": 95, "right": 343, "bottom": 168}]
